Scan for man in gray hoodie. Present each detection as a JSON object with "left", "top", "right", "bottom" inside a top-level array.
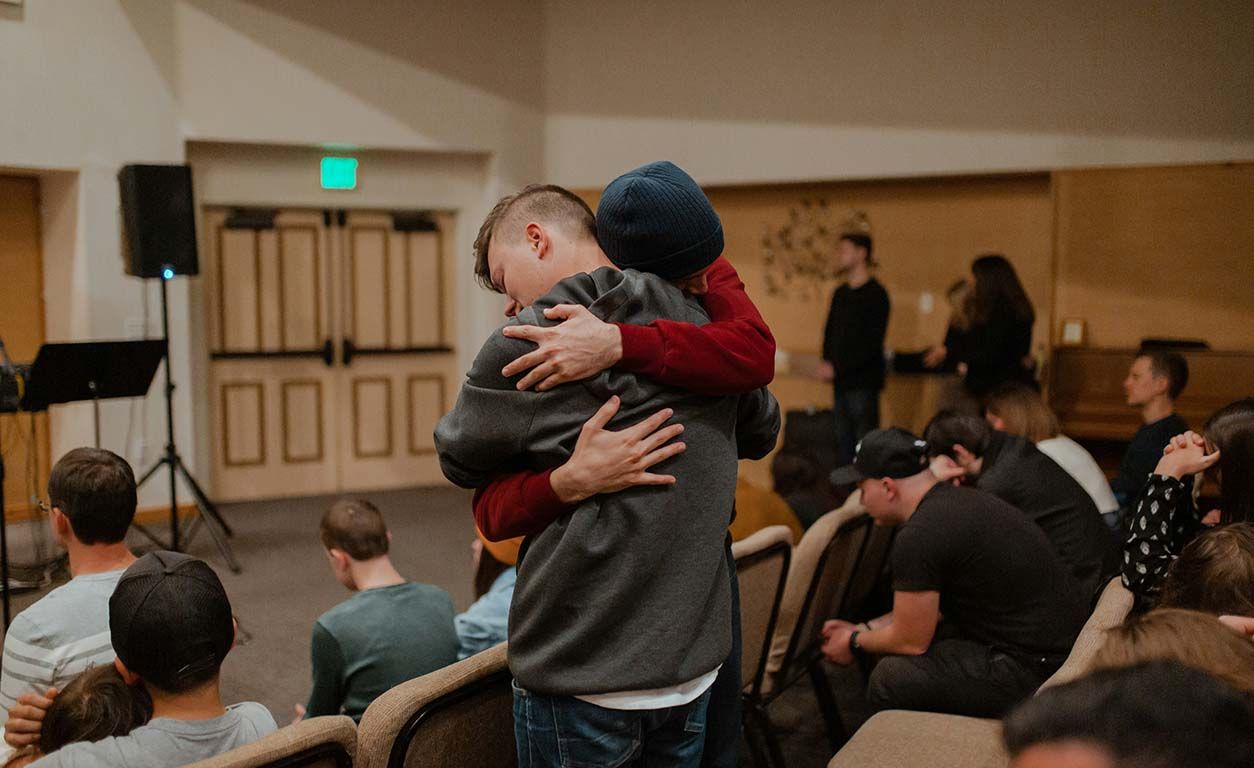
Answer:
[{"left": 435, "top": 164, "right": 779, "bottom": 768}]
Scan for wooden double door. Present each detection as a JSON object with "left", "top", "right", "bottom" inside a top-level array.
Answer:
[{"left": 206, "top": 208, "right": 457, "bottom": 502}]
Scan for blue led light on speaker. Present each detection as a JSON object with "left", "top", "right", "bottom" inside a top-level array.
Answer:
[{"left": 162, "top": 267, "right": 175, "bottom": 280}]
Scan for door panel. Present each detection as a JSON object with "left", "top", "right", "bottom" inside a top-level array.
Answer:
[
  {"left": 207, "top": 209, "right": 339, "bottom": 501},
  {"left": 207, "top": 206, "right": 455, "bottom": 500}
]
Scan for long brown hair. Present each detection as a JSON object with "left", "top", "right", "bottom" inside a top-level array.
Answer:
[
  {"left": 968, "top": 253, "right": 1035, "bottom": 326},
  {"left": 1094, "top": 608, "right": 1254, "bottom": 693},
  {"left": 984, "top": 382, "right": 1059, "bottom": 443},
  {"left": 1204, "top": 397, "right": 1254, "bottom": 525}
]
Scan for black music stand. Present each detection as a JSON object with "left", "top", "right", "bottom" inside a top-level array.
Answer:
[{"left": 21, "top": 341, "right": 167, "bottom": 446}]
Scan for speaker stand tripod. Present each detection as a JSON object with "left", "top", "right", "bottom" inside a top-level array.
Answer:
[{"left": 133, "top": 276, "right": 240, "bottom": 573}]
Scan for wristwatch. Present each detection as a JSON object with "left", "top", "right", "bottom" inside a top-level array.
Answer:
[{"left": 850, "top": 630, "right": 864, "bottom": 654}]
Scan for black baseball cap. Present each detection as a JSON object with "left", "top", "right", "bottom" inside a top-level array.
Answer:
[
  {"left": 109, "top": 551, "right": 234, "bottom": 692},
  {"left": 830, "top": 427, "right": 930, "bottom": 486}
]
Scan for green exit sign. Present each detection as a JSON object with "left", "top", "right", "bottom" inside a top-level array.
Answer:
[{"left": 321, "top": 156, "right": 358, "bottom": 190}]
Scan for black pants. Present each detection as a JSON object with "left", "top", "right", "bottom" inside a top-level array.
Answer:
[
  {"left": 701, "top": 542, "right": 742, "bottom": 768},
  {"left": 833, "top": 388, "right": 880, "bottom": 466},
  {"left": 867, "top": 638, "right": 1058, "bottom": 719}
]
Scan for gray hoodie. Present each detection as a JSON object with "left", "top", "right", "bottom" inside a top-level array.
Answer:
[{"left": 435, "top": 267, "right": 780, "bottom": 695}]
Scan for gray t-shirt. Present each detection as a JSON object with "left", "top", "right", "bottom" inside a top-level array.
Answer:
[{"left": 31, "top": 702, "right": 277, "bottom": 768}]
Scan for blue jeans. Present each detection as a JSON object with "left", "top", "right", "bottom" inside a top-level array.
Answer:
[
  {"left": 833, "top": 388, "right": 881, "bottom": 466},
  {"left": 513, "top": 682, "right": 711, "bottom": 768}
]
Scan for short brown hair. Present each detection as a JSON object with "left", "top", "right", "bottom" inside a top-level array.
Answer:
[
  {"left": 985, "top": 383, "right": 1060, "bottom": 443},
  {"left": 1160, "top": 523, "right": 1254, "bottom": 616},
  {"left": 41, "top": 664, "right": 152, "bottom": 754},
  {"left": 320, "top": 499, "right": 389, "bottom": 560},
  {"left": 48, "top": 447, "right": 137, "bottom": 545},
  {"left": 472, "top": 184, "right": 597, "bottom": 293},
  {"left": 1093, "top": 608, "right": 1254, "bottom": 693},
  {"left": 1137, "top": 349, "right": 1189, "bottom": 401}
]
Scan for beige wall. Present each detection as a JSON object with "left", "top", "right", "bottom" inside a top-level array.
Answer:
[
  {"left": 0, "top": 0, "right": 545, "bottom": 499},
  {"left": 543, "top": 0, "right": 1254, "bottom": 187}
]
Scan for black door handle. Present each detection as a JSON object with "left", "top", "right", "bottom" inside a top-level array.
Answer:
[
  {"left": 321, "top": 339, "right": 334, "bottom": 367},
  {"left": 342, "top": 338, "right": 356, "bottom": 366}
]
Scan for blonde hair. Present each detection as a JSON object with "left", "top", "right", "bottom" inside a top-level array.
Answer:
[
  {"left": 1093, "top": 608, "right": 1254, "bottom": 693},
  {"left": 984, "top": 383, "right": 1060, "bottom": 443}
]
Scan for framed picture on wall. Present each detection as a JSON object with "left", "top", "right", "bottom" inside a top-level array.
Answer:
[{"left": 1060, "top": 319, "right": 1087, "bottom": 347}]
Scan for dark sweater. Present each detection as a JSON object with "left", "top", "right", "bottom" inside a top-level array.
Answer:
[
  {"left": 1111, "top": 413, "right": 1189, "bottom": 507},
  {"left": 960, "top": 307, "right": 1033, "bottom": 396},
  {"left": 822, "top": 278, "right": 890, "bottom": 392},
  {"left": 977, "top": 432, "right": 1118, "bottom": 602},
  {"left": 434, "top": 267, "right": 781, "bottom": 696}
]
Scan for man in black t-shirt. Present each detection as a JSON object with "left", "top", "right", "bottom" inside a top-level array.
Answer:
[
  {"left": 822, "top": 428, "right": 1088, "bottom": 718},
  {"left": 818, "top": 228, "right": 890, "bottom": 465},
  {"left": 923, "top": 411, "right": 1117, "bottom": 603}
]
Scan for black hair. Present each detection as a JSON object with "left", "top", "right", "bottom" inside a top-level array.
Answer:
[
  {"left": 922, "top": 409, "right": 992, "bottom": 459},
  {"left": 1002, "top": 661, "right": 1254, "bottom": 768},
  {"left": 838, "top": 232, "right": 874, "bottom": 266},
  {"left": 47, "top": 448, "right": 137, "bottom": 545},
  {"left": 1137, "top": 349, "right": 1190, "bottom": 401}
]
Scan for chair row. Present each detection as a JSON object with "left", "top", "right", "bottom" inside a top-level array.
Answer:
[
  {"left": 731, "top": 492, "right": 896, "bottom": 768},
  {"left": 190, "top": 497, "right": 892, "bottom": 768},
  {"left": 827, "top": 577, "right": 1136, "bottom": 768},
  {"left": 187, "top": 642, "right": 514, "bottom": 768}
]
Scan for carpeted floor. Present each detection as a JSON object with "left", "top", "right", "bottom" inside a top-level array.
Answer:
[{"left": 2, "top": 487, "right": 870, "bottom": 766}]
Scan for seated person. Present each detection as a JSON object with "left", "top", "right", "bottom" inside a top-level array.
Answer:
[
  {"left": 456, "top": 535, "right": 516, "bottom": 660},
  {"left": 1122, "top": 398, "right": 1253, "bottom": 604},
  {"left": 924, "top": 410, "right": 1116, "bottom": 602},
  {"left": 1111, "top": 350, "right": 1190, "bottom": 520},
  {"left": 3, "top": 667, "right": 151, "bottom": 768},
  {"left": 1159, "top": 523, "right": 1254, "bottom": 617},
  {"left": 730, "top": 476, "right": 803, "bottom": 543},
  {"left": 1002, "top": 661, "right": 1254, "bottom": 768},
  {"left": 32, "top": 551, "right": 276, "bottom": 767},
  {"left": 985, "top": 382, "right": 1119, "bottom": 522},
  {"left": 3, "top": 449, "right": 138, "bottom": 755},
  {"left": 1091, "top": 608, "right": 1254, "bottom": 693},
  {"left": 821, "top": 428, "right": 1087, "bottom": 718},
  {"left": 771, "top": 452, "right": 835, "bottom": 531},
  {"left": 301, "top": 500, "right": 459, "bottom": 721}
]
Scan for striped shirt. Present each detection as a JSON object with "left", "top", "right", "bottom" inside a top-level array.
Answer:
[{"left": 0, "top": 570, "right": 123, "bottom": 713}]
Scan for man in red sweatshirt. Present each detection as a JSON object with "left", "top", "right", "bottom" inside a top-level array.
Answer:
[{"left": 467, "top": 195, "right": 776, "bottom": 768}]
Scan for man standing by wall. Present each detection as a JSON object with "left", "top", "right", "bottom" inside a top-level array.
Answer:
[{"left": 819, "top": 216, "right": 891, "bottom": 465}]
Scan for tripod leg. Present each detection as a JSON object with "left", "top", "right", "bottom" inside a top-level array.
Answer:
[
  {"left": 172, "top": 457, "right": 240, "bottom": 573},
  {"left": 135, "top": 457, "right": 167, "bottom": 487},
  {"left": 174, "top": 456, "right": 233, "bottom": 537}
]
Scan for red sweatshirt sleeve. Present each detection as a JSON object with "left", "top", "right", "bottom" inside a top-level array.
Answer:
[
  {"left": 617, "top": 257, "right": 776, "bottom": 395},
  {"left": 472, "top": 258, "right": 777, "bottom": 538},
  {"left": 472, "top": 468, "right": 573, "bottom": 541}
]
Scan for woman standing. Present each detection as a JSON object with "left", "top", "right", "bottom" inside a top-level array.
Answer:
[{"left": 958, "top": 254, "right": 1035, "bottom": 398}]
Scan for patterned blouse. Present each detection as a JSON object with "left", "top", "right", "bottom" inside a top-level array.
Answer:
[{"left": 1120, "top": 474, "right": 1204, "bottom": 603}]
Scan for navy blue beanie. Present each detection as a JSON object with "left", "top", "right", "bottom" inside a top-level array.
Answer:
[{"left": 596, "top": 161, "right": 724, "bottom": 281}]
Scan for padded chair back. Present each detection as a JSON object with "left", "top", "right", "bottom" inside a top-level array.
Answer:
[
  {"left": 1038, "top": 577, "right": 1134, "bottom": 691},
  {"left": 761, "top": 496, "right": 871, "bottom": 694},
  {"left": 837, "top": 501, "right": 893, "bottom": 622},
  {"left": 356, "top": 643, "right": 515, "bottom": 768},
  {"left": 183, "top": 716, "right": 355, "bottom": 768},
  {"left": 731, "top": 525, "right": 794, "bottom": 697}
]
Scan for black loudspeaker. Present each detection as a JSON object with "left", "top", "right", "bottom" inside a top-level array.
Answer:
[{"left": 118, "top": 164, "right": 199, "bottom": 278}]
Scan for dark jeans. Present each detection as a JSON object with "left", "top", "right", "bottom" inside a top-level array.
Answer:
[
  {"left": 701, "top": 542, "right": 742, "bottom": 768},
  {"left": 513, "top": 682, "right": 711, "bottom": 768},
  {"left": 833, "top": 388, "right": 881, "bottom": 466},
  {"left": 866, "top": 638, "right": 1059, "bottom": 718}
]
